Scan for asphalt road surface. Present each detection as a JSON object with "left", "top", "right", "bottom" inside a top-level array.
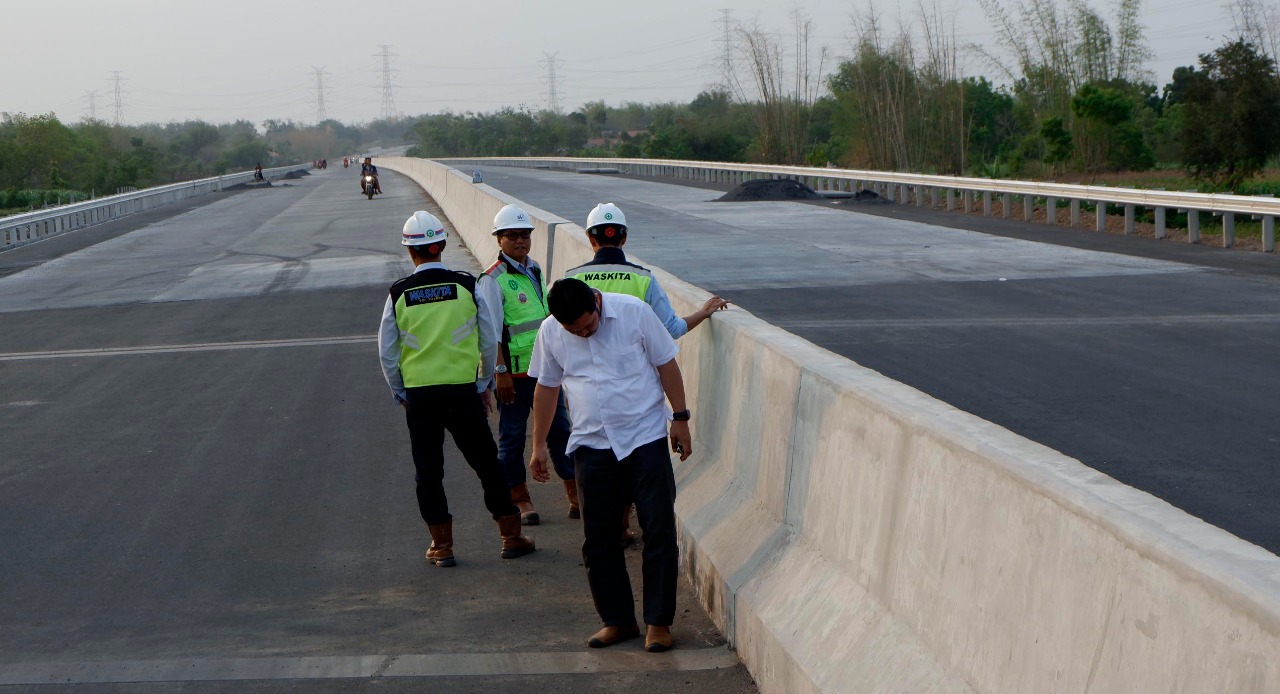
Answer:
[
  {"left": 0, "top": 170, "right": 756, "bottom": 693},
  {"left": 471, "top": 165, "right": 1280, "bottom": 556}
]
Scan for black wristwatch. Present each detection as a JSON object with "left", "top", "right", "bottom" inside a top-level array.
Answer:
[{"left": 671, "top": 409, "right": 691, "bottom": 421}]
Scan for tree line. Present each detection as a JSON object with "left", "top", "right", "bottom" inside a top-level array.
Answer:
[
  {"left": 0, "top": 115, "right": 407, "bottom": 214},
  {"left": 407, "top": 0, "right": 1280, "bottom": 191}
]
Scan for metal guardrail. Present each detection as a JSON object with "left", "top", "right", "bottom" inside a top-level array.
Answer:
[
  {"left": 1, "top": 165, "right": 305, "bottom": 251},
  {"left": 437, "top": 157, "right": 1277, "bottom": 252}
]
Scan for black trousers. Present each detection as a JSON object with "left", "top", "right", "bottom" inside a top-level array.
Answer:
[
  {"left": 575, "top": 438, "right": 678, "bottom": 627},
  {"left": 404, "top": 384, "right": 517, "bottom": 526}
]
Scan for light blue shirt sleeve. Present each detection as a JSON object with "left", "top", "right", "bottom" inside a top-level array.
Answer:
[
  {"left": 644, "top": 278, "right": 689, "bottom": 339},
  {"left": 475, "top": 275, "right": 503, "bottom": 392},
  {"left": 378, "top": 294, "right": 407, "bottom": 403}
]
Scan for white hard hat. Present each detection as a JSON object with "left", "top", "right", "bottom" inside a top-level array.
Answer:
[
  {"left": 586, "top": 203, "right": 626, "bottom": 236},
  {"left": 493, "top": 204, "right": 535, "bottom": 235},
  {"left": 401, "top": 211, "right": 447, "bottom": 246}
]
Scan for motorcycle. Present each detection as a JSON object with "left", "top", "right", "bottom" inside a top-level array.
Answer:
[{"left": 362, "top": 174, "right": 377, "bottom": 200}]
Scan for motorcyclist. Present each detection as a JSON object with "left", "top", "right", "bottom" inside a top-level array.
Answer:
[{"left": 360, "top": 157, "right": 382, "bottom": 195}]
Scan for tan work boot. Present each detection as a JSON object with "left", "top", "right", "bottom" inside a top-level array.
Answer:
[
  {"left": 426, "top": 522, "right": 456, "bottom": 567},
  {"left": 510, "top": 483, "right": 540, "bottom": 526},
  {"left": 563, "top": 479, "right": 580, "bottom": 519},
  {"left": 497, "top": 514, "right": 536, "bottom": 559}
]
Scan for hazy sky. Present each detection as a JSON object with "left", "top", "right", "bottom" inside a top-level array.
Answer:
[{"left": 2, "top": 0, "right": 1237, "bottom": 127}]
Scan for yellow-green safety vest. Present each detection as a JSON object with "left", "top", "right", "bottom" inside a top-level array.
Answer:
[
  {"left": 390, "top": 268, "right": 481, "bottom": 387},
  {"left": 484, "top": 258, "right": 549, "bottom": 375},
  {"left": 566, "top": 262, "right": 652, "bottom": 301}
]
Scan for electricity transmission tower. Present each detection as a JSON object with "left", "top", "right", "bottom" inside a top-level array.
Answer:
[
  {"left": 377, "top": 45, "right": 398, "bottom": 121},
  {"left": 716, "top": 9, "right": 735, "bottom": 87},
  {"left": 109, "top": 71, "right": 127, "bottom": 125},
  {"left": 83, "top": 90, "right": 100, "bottom": 121},
  {"left": 538, "top": 52, "right": 564, "bottom": 113},
  {"left": 311, "top": 66, "right": 329, "bottom": 123}
]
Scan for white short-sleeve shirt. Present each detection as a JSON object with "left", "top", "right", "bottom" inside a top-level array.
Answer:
[{"left": 528, "top": 292, "right": 679, "bottom": 459}]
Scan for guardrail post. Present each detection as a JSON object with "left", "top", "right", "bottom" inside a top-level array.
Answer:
[
  {"left": 1188, "top": 210, "right": 1200, "bottom": 243},
  {"left": 885, "top": 183, "right": 895, "bottom": 202},
  {"left": 1154, "top": 207, "right": 1166, "bottom": 239},
  {"left": 1024, "top": 195, "right": 1034, "bottom": 222},
  {"left": 1002, "top": 193, "right": 1012, "bottom": 218},
  {"left": 1096, "top": 201, "right": 1107, "bottom": 231},
  {"left": 1124, "top": 204, "right": 1135, "bottom": 235},
  {"left": 946, "top": 189, "right": 955, "bottom": 211},
  {"left": 929, "top": 187, "right": 938, "bottom": 208},
  {"left": 1264, "top": 216, "right": 1275, "bottom": 252},
  {"left": 1223, "top": 212, "right": 1235, "bottom": 247},
  {"left": 963, "top": 190, "right": 972, "bottom": 213},
  {"left": 1046, "top": 196, "right": 1057, "bottom": 224},
  {"left": 1070, "top": 199, "right": 1081, "bottom": 226},
  {"left": 983, "top": 191, "right": 992, "bottom": 216}
]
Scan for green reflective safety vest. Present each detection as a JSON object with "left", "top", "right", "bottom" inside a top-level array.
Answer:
[
  {"left": 566, "top": 262, "right": 652, "bottom": 301},
  {"left": 484, "top": 257, "right": 549, "bottom": 375},
  {"left": 390, "top": 268, "right": 481, "bottom": 387}
]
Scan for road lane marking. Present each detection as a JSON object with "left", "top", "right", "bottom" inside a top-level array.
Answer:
[
  {"left": 775, "top": 313, "right": 1280, "bottom": 330},
  {"left": 0, "top": 336, "right": 376, "bottom": 361},
  {"left": 0, "top": 648, "right": 740, "bottom": 685}
]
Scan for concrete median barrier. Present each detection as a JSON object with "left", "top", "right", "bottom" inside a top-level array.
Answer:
[{"left": 383, "top": 156, "right": 1280, "bottom": 694}]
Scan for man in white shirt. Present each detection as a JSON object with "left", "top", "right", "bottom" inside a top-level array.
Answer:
[{"left": 527, "top": 278, "right": 693, "bottom": 653}]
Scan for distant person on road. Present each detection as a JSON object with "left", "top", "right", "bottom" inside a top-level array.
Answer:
[
  {"left": 564, "top": 202, "right": 728, "bottom": 543},
  {"left": 361, "top": 157, "right": 382, "bottom": 195},
  {"left": 528, "top": 277, "right": 693, "bottom": 653},
  {"left": 378, "top": 211, "right": 535, "bottom": 567},
  {"left": 476, "top": 205, "right": 578, "bottom": 526},
  {"left": 253, "top": 163, "right": 264, "bottom": 181}
]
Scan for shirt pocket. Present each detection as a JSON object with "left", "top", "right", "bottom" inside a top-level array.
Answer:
[{"left": 604, "top": 339, "right": 650, "bottom": 381}]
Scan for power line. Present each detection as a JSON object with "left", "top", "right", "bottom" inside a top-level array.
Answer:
[
  {"left": 109, "top": 71, "right": 127, "bottom": 125},
  {"left": 377, "top": 45, "right": 398, "bottom": 121},
  {"left": 311, "top": 66, "right": 329, "bottom": 123},
  {"left": 538, "top": 52, "right": 565, "bottom": 113}
]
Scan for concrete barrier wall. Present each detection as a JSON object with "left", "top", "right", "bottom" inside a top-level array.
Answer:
[{"left": 383, "top": 157, "right": 1280, "bottom": 693}]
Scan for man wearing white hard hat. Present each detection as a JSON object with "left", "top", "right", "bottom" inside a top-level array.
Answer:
[
  {"left": 378, "top": 211, "right": 535, "bottom": 567},
  {"left": 565, "top": 203, "right": 729, "bottom": 340},
  {"left": 477, "top": 204, "right": 579, "bottom": 525}
]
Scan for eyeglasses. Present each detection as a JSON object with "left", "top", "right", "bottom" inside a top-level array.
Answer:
[{"left": 501, "top": 231, "right": 533, "bottom": 240}]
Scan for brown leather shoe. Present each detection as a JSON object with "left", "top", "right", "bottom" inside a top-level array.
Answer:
[
  {"left": 510, "top": 483, "right": 540, "bottom": 525},
  {"left": 587, "top": 623, "right": 640, "bottom": 648},
  {"left": 645, "top": 625, "right": 673, "bottom": 652},
  {"left": 425, "top": 522, "right": 456, "bottom": 567},
  {"left": 497, "top": 514, "right": 535, "bottom": 559},
  {"left": 563, "top": 479, "right": 580, "bottom": 519}
]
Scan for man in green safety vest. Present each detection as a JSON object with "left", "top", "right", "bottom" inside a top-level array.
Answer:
[
  {"left": 478, "top": 204, "right": 578, "bottom": 525},
  {"left": 378, "top": 210, "right": 535, "bottom": 568},
  {"left": 565, "top": 203, "right": 729, "bottom": 339},
  {"left": 564, "top": 202, "right": 729, "bottom": 544}
]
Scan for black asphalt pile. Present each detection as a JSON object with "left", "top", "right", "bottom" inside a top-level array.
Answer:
[
  {"left": 223, "top": 181, "right": 272, "bottom": 191},
  {"left": 717, "top": 178, "right": 823, "bottom": 202},
  {"left": 282, "top": 169, "right": 311, "bottom": 180},
  {"left": 838, "top": 189, "right": 891, "bottom": 205}
]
